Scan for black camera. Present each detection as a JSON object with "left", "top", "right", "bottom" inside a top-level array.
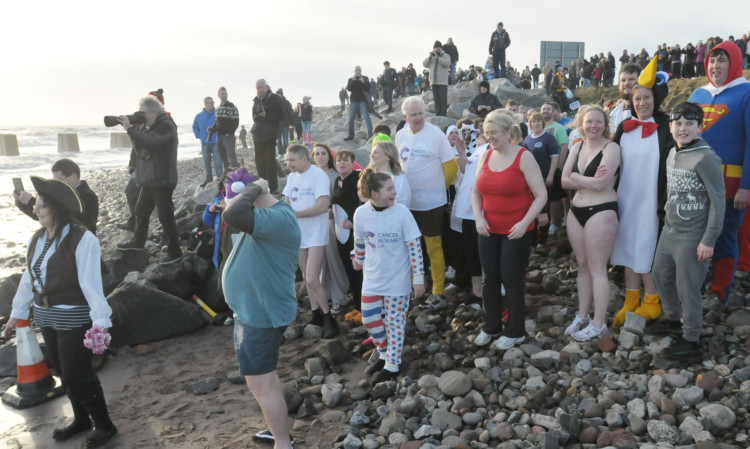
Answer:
[{"left": 103, "top": 111, "right": 146, "bottom": 127}]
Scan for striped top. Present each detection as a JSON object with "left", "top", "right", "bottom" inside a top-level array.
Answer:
[{"left": 33, "top": 304, "right": 91, "bottom": 331}]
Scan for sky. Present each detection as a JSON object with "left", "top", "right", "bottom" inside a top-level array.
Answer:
[{"left": 1, "top": 0, "right": 747, "bottom": 127}]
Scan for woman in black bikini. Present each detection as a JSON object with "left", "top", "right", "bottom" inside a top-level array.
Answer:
[{"left": 561, "top": 105, "right": 621, "bottom": 341}]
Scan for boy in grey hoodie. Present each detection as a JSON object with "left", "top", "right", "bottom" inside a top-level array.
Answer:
[{"left": 651, "top": 102, "right": 725, "bottom": 361}]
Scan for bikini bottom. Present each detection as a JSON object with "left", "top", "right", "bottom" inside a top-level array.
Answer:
[{"left": 570, "top": 201, "right": 619, "bottom": 227}]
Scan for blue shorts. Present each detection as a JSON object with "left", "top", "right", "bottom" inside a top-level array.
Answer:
[{"left": 233, "top": 320, "right": 286, "bottom": 376}]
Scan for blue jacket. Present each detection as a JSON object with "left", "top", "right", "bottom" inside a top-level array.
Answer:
[
  {"left": 202, "top": 197, "right": 223, "bottom": 268},
  {"left": 193, "top": 109, "right": 217, "bottom": 144}
]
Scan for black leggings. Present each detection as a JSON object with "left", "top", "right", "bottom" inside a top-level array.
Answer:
[
  {"left": 478, "top": 232, "right": 530, "bottom": 337},
  {"left": 337, "top": 234, "right": 362, "bottom": 311},
  {"left": 462, "top": 219, "right": 482, "bottom": 277},
  {"left": 41, "top": 324, "right": 101, "bottom": 402}
]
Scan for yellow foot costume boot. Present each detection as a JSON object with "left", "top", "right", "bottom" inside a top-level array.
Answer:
[
  {"left": 634, "top": 293, "right": 662, "bottom": 321},
  {"left": 612, "top": 289, "right": 640, "bottom": 330}
]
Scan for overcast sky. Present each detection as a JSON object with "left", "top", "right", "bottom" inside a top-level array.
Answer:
[{"left": 1, "top": 0, "right": 747, "bottom": 126}]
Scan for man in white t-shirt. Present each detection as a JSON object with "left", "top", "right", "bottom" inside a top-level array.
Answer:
[
  {"left": 609, "top": 63, "right": 641, "bottom": 133},
  {"left": 395, "top": 97, "right": 458, "bottom": 309},
  {"left": 283, "top": 144, "right": 337, "bottom": 338}
]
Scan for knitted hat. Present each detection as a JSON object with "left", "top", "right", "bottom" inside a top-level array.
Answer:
[
  {"left": 148, "top": 89, "right": 165, "bottom": 105},
  {"left": 30, "top": 176, "right": 83, "bottom": 216},
  {"left": 224, "top": 168, "right": 258, "bottom": 203},
  {"left": 433, "top": 41, "right": 442, "bottom": 49},
  {"left": 371, "top": 133, "right": 393, "bottom": 148}
]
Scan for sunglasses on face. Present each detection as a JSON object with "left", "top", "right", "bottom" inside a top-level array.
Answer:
[{"left": 669, "top": 112, "right": 703, "bottom": 122}]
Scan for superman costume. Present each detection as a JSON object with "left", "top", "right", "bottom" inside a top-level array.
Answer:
[{"left": 688, "top": 40, "right": 750, "bottom": 304}]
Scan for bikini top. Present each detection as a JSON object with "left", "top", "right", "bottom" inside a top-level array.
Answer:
[{"left": 571, "top": 141, "right": 619, "bottom": 178}]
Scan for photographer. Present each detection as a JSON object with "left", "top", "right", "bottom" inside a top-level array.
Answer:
[
  {"left": 422, "top": 41, "right": 451, "bottom": 116},
  {"left": 251, "top": 79, "right": 284, "bottom": 194},
  {"left": 116, "top": 96, "right": 182, "bottom": 265}
]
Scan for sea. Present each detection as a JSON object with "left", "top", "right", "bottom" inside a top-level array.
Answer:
[{"left": 0, "top": 124, "right": 202, "bottom": 279}]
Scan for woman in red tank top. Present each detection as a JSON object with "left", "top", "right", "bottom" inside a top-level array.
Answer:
[{"left": 470, "top": 110, "right": 548, "bottom": 351}]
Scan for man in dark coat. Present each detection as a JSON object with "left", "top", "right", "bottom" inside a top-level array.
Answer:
[
  {"left": 251, "top": 79, "right": 285, "bottom": 193},
  {"left": 117, "top": 95, "right": 182, "bottom": 264},
  {"left": 443, "top": 38, "right": 459, "bottom": 85}
]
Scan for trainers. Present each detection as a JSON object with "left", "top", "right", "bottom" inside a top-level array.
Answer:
[
  {"left": 492, "top": 335, "right": 525, "bottom": 350},
  {"left": 735, "top": 270, "right": 749, "bottom": 280},
  {"left": 548, "top": 224, "right": 558, "bottom": 236},
  {"left": 369, "top": 368, "right": 398, "bottom": 385},
  {"left": 330, "top": 302, "right": 342, "bottom": 314},
  {"left": 343, "top": 135, "right": 354, "bottom": 141},
  {"left": 474, "top": 330, "right": 493, "bottom": 346},
  {"left": 445, "top": 266, "right": 456, "bottom": 280},
  {"left": 117, "top": 241, "right": 143, "bottom": 252},
  {"left": 364, "top": 358, "right": 385, "bottom": 375},
  {"left": 646, "top": 319, "right": 682, "bottom": 336},
  {"left": 571, "top": 322, "right": 607, "bottom": 342},
  {"left": 115, "top": 222, "right": 134, "bottom": 231},
  {"left": 445, "top": 283, "right": 460, "bottom": 294},
  {"left": 420, "top": 294, "right": 446, "bottom": 310},
  {"left": 564, "top": 313, "right": 591, "bottom": 336},
  {"left": 160, "top": 254, "right": 183, "bottom": 265}
]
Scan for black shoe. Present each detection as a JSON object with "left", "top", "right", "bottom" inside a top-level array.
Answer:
[
  {"left": 116, "top": 241, "right": 143, "bottom": 251},
  {"left": 52, "top": 400, "right": 92, "bottom": 441},
  {"left": 364, "top": 358, "right": 385, "bottom": 375},
  {"left": 369, "top": 368, "right": 398, "bottom": 385},
  {"left": 200, "top": 180, "right": 211, "bottom": 188},
  {"left": 322, "top": 312, "right": 339, "bottom": 339},
  {"left": 306, "top": 309, "right": 324, "bottom": 327},
  {"left": 160, "top": 254, "right": 183, "bottom": 265},
  {"left": 115, "top": 222, "right": 134, "bottom": 231},
  {"left": 84, "top": 425, "right": 117, "bottom": 448},
  {"left": 252, "top": 429, "right": 295, "bottom": 445},
  {"left": 646, "top": 319, "right": 682, "bottom": 336},
  {"left": 664, "top": 336, "right": 701, "bottom": 361},
  {"left": 343, "top": 135, "right": 354, "bottom": 141}
]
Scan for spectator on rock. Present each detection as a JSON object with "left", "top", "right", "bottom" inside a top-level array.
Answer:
[
  {"left": 531, "top": 64, "right": 541, "bottom": 88},
  {"left": 443, "top": 37, "right": 459, "bottom": 85},
  {"left": 214, "top": 87, "right": 240, "bottom": 169},
  {"left": 489, "top": 22, "right": 511, "bottom": 78},
  {"left": 405, "top": 63, "right": 417, "bottom": 96},
  {"left": 683, "top": 43, "right": 697, "bottom": 78},
  {"left": 695, "top": 41, "right": 708, "bottom": 76},
  {"left": 382, "top": 61, "right": 398, "bottom": 113},
  {"left": 469, "top": 80, "right": 501, "bottom": 119},
  {"left": 669, "top": 44, "right": 683, "bottom": 79},
  {"left": 550, "top": 68, "right": 570, "bottom": 114},
  {"left": 423, "top": 41, "right": 451, "bottom": 117},
  {"left": 193, "top": 96, "right": 222, "bottom": 186},
  {"left": 339, "top": 87, "right": 348, "bottom": 112},
  {"left": 275, "top": 89, "right": 294, "bottom": 156},
  {"left": 251, "top": 79, "right": 284, "bottom": 194},
  {"left": 344, "top": 66, "right": 373, "bottom": 141},
  {"left": 298, "top": 96, "right": 313, "bottom": 146}
]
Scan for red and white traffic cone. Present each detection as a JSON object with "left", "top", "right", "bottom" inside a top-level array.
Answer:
[{"left": 1, "top": 319, "right": 64, "bottom": 409}]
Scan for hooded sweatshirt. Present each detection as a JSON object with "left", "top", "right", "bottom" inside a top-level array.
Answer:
[
  {"left": 663, "top": 138, "right": 725, "bottom": 246},
  {"left": 688, "top": 41, "right": 750, "bottom": 197}
]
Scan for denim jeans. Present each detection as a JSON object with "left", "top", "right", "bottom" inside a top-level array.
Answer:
[
  {"left": 302, "top": 121, "right": 312, "bottom": 134},
  {"left": 449, "top": 62, "right": 456, "bottom": 85},
  {"left": 217, "top": 135, "right": 238, "bottom": 168},
  {"left": 276, "top": 127, "right": 289, "bottom": 154},
  {"left": 347, "top": 101, "right": 372, "bottom": 137},
  {"left": 383, "top": 87, "right": 394, "bottom": 110},
  {"left": 201, "top": 143, "right": 223, "bottom": 181}
]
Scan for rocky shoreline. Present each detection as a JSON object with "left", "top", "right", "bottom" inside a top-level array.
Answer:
[{"left": 1, "top": 78, "right": 749, "bottom": 448}]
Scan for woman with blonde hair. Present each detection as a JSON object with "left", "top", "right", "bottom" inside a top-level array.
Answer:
[
  {"left": 367, "top": 140, "right": 411, "bottom": 208},
  {"left": 561, "top": 105, "right": 621, "bottom": 341}
]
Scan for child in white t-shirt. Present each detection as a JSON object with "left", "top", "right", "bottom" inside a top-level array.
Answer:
[{"left": 353, "top": 170, "right": 424, "bottom": 384}]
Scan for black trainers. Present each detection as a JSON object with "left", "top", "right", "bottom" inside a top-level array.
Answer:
[
  {"left": 343, "top": 135, "right": 354, "bottom": 141},
  {"left": 369, "top": 368, "right": 398, "bottom": 385},
  {"left": 364, "top": 358, "right": 385, "bottom": 375},
  {"left": 115, "top": 222, "right": 134, "bottom": 231},
  {"left": 664, "top": 336, "right": 701, "bottom": 361},
  {"left": 116, "top": 241, "right": 142, "bottom": 252},
  {"left": 160, "top": 254, "right": 183, "bottom": 265},
  {"left": 646, "top": 319, "right": 682, "bottom": 336}
]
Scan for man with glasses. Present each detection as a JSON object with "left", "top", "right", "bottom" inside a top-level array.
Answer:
[{"left": 193, "top": 97, "right": 222, "bottom": 186}]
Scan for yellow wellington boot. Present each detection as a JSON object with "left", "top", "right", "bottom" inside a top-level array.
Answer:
[
  {"left": 634, "top": 293, "right": 662, "bottom": 321},
  {"left": 612, "top": 289, "right": 641, "bottom": 329}
]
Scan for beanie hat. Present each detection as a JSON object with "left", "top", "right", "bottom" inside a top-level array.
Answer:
[
  {"left": 224, "top": 167, "right": 258, "bottom": 203},
  {"left": 433, "top": 41, "right": 442, "bottom": 49},
  {"left": 148, "top": 89, "right": 165, "bottom": 105},
  {"left": 479, "top": 80, "right": 490, "bottom": 90},
  {"left": 371, "top": 132, "right": 393, "bottom": 148}
]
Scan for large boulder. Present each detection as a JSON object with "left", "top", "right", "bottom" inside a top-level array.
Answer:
[
  {"left": 447, "top": 88, "right": 476, "bottom": 105},
  {"left": 192, "top": 268, "right": 228, "bottom": 313},
  {"left": 447, "top": 101, "right": 470, "bottom": 120},
  {"left": 107, "top": 282, "right": 208, "bottom": 347},
  {"left": 426, "top": 116, "right": 458, "bottom": 131},
  {"left": 101, "top": 248, "right": 151, "bottom": 295},
  {"left": 0, "top": 273, "right": 22, "bottom": 318},
  {"left": 143, "top": 251, "right": 210, "bottom": 299}
]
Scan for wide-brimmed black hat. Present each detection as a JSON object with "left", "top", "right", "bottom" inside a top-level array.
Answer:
[{"left": 30, "top": 176, "right": 83, "bottom": 216}]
